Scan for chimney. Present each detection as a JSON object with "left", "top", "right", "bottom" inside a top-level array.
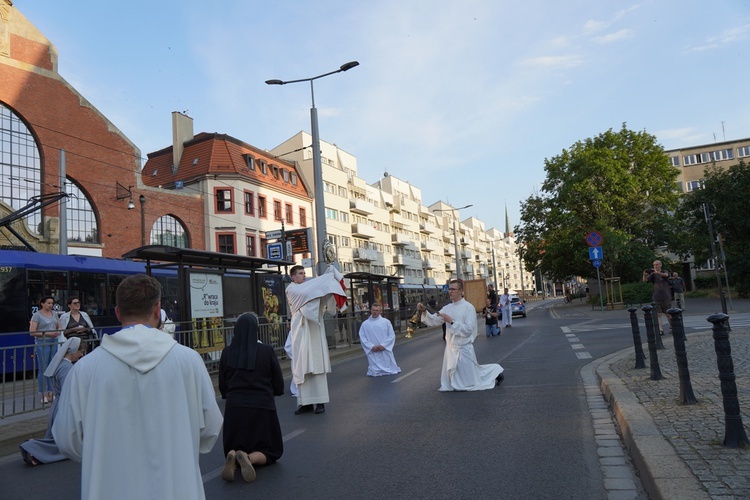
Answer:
[{"left": 171, "top": 111, "right": 194, "bottom": 173}]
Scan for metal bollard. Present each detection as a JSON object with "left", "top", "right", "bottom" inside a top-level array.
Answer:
[
  {"left": 628, "top": 307, "right": 647, "bottom": 369},
  {"left": 707, "top": 313, "right": 750, "bottom": 448},
  {"left": 641, "top": 306, "right": 663, "bottom": 380},
  {"left": 650, "top": 302, "right": 666, "bottom": 350},
  {"left": 668, "top": 308, "right": 697, "bottom": 405}
]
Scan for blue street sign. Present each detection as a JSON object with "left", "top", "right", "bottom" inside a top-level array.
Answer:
[
  {"left": 586, "top": 231, "right": 603, "bottom": 247},
  {"left": 588, "top": 246, "right": 603, "bottom": 260},
  {"left": 267, "top": 242, "right": 284, "bottom": 260},
  {"left": 592, "top": 259, "right": 602, "bottom": 268}
]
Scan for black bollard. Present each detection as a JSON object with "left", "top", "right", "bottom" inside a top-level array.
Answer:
[
  {"left": 668, "top": 308, "right": 697, "bottom": 405},
  {"left": 650, "top": 302, "right": 666, "bottom": 350},
  {"left": 641, "top": 306, "right": 663, "bottom": 380},
  {"left": 628, "top": 307, "right": 647, "bottom": 369},
  {"left": 707, "top": 313, "right": 750, "bottom": 448}
]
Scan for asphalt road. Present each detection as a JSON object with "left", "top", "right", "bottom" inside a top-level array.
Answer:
[{"left": 0, "top": 302, "right": 649, "bottom": 499}]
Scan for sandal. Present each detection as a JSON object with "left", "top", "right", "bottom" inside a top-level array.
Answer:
[{"left": 20, "top": 445, "right": 40, "bottom": 466}]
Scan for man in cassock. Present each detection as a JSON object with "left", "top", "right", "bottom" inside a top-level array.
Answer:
[
  {"left": 53, "top": 275, "right": 223, "bottom": 500},
  {"left": 359, "top": 303, "right": 401, "bottom": 377},
  {"left": 286, "top": 265, "right": 347, "bottom": 415},
  {"left": 418, "top": 279, "right": 504, "bottom": 391}
]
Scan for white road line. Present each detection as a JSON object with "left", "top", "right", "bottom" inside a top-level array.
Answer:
[
  {"left": 561, "top": 326, "right": 572, "bottom": 333},
  {"left": 571, "top": 344, "right": 585, "bottom": 350},
  {"left": 391, "top": 368, "right": 420, "bottom": 383},
  {"left": 203, "top": 428, "right": 307, "bottom": 482},
  {"left": 567, "top": 337, "right": 580, "bottom": 342},
  {"left": 576, "top": 352, "right": 592, "bottom": 359}
]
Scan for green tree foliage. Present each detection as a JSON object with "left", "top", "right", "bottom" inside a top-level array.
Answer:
[
  {"left": 517, "top": 125, "right": 680, "bottom": 283},
  {"left": 672, "top": 160, "right": 750, "bottom": 297}
]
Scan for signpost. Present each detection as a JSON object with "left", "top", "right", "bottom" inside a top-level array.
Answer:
[{"left": 586, "top": 231, "right": 605, "bottom": 311}]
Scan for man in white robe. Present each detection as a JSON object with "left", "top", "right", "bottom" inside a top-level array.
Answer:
[
  {"left": 53, "top": 275, "right": 223, "bottom": 500},
  {"left": 499, "top": 288, "right": 512, "bottom": 328},
  {"left": 286, "top": 265, "right": 347, "bottom": 414},
  {"left": 418, "top": 280, "right": 504, "bottom": 392},
  {"left": 359, "top": 303, "right": 401, "bottom": 377}
]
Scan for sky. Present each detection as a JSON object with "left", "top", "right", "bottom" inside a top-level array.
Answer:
[{"left": 14, "top": 0, "right": 750, "bottom": 234}]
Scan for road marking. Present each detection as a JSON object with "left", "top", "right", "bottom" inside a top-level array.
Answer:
[
  {"left": 576, "top": 352, "right": 592, "bottom": 359},
  {"left": 392, "top": 368, "right": 420, "bottom": 383},
  {"left": 571, "top": 344, "right": 585, "bottom": 350},
  {"left": 561, "top": 326, "right": 572, "bottom": 333},
  {"left": 202, "top": 428, "right": 307, "bottom": 483},
  {"left": 567, "top": 336, "right": 580, "bottom": 342}
]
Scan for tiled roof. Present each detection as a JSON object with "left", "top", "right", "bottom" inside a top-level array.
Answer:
[{"left": 142, "top": 132, "right": 310, "bottom": 198}]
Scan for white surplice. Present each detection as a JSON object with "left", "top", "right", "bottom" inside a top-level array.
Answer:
[
  {"left": 359, "top": 315, "right": 401, "bottom": 376},
  {"left": 421, "top": 298, "right": 503, "bottom": 391},
  {"left": 286, "top": 266, "right": 346, "bottom": 405},
  {"left": 52, "top": 325, "right": 223, "bottom": 500}
]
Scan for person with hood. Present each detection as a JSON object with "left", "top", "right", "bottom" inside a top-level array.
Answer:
[
  {"left": 52, "top": 274, "right": 223, "bottom": 500},
  {"left": 218, "top": 313, "right": 284, "bottom": 483},
  {"left": 20, "top": 337, "right": 83, "bottom": 466}
]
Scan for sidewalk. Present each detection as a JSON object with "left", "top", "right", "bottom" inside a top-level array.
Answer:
[{"left": 574, "top": 297, "right": 750, "bottom": 499}]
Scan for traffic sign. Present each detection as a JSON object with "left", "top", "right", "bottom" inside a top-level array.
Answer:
[
  {"left": 592, "top": 259, "right": 602, "bottom": 268},
  {"left": 588, "top": 246, "right": 603, "bottom": 260},
  {"left": 265, "top": 230, "right": 283, "bottom": 240},
  {"left": 267, "top": 242, "right": 284, "bottom": 260},
  {"left": 586, "top": 231, "right": 603, "bottom": 247}
]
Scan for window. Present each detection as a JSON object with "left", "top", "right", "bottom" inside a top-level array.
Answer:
[
  {"left": 215, "top": 188, "right": 233, "bottom": 213},
  {"left": 299, "top": 207, "right": 307, "bottom": 226},
  {"left": 683, "top": 154, "right": 698, "bottom": 166},
  {"left": 338, "top": 186, "right": 347, "bottom": 198},
  {"left": 670, "top": 156, "right": 680, "bottom": 167},
  {"left": 324, "top": 182, "right": 336, "bottom": 194},
  {"left": 273, "top": 200, "right": 282, "bottom": 221},
  {"left": 0, "top": 104, "right": 42, "bottom": 234},
  {"left": 65, "top": 180, "right": 99, "bottom": 243},
  {"left": 244, "top": 191, "right": 254, "bottom": 216},
  {"left": 260, "top": 237, "right": 268, "bottom": 258},
  {"left": 217, "top": 233, "right": 236, "bottom": 254},
  {"left": 244, "top": 154, "right": 255, "bottom": 170},
  {"left": 325, "top": 208, "right": 338, "bottom": 220},
  {"left": 246, "top": 234, "right": 256, "bottom": 257},
  {"left": 686, "top": 180, "right": 703, "bottom": 192},
  {"left": 151, "top": 215, "right": 189, "bottom": 247},
  {"left": 259, "top": 160, "right": 268, "bottom": 174},
  {"left": 271, "top": 164, "right": 280, "bottom": 179},
  {"left": 341, "top": 236, "right": 350, "bottom": 247},
  {"left": 291, "top": 173, "right": 298, "bottom": 186},
  {"left": 285, "top": 203, "right": 293, "bottom": 224},
  {"left": 258, "top": 195, "right": 267, "bottom": 218},
  {"left": 339, "top": 212, "right": 349, "bottom": 222},
  {"left": 282, "top": 169, "right": 290, "bottom": 182},
  {"left": 738, "top": 146, "right": 750, "bottom": 158}
]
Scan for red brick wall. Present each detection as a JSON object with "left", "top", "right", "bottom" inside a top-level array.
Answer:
[{"left": 1, "top": 35, "right": 204, "bottom": 257}]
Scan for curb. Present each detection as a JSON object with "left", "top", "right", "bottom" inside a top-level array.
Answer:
[{"left": 593, "top": 349, "right": 709, "bottom": 500}]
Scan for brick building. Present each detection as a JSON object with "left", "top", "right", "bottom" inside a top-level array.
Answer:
[{"left": 0, "top": 2, "right": 203, "bottom": 257}]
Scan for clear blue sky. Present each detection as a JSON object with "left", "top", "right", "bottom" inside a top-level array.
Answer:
[{"left": 14, "top": 0, "right": 750, "bottom": 233}]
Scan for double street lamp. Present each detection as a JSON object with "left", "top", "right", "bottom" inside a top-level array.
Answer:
[
  {"left": 266, "top": 61, "right": 359, "bottom": 276},
  {"left": 433, "top": 204, "right": 472, "bottom": 280}
]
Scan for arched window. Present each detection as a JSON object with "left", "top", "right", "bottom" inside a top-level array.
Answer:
[
  {"left": 65, "top": 180, "right": 99, "bottom": 243},
  {"left": 0, "top": 103, "right": 42, "bottom": 234},
  {"left": 150, "top": 215, "right": 189, "bottom": 248}
]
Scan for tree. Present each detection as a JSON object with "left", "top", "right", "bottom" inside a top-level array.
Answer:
[
  {"left": 672, "top": 160, "right": 750, "bottom": 297},
  {"left": 516, "top": 124, "right": 680, "bottom": 283}
]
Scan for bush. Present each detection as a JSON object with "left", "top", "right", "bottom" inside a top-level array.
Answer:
[
  {"left": 693, "top": 276, "right": 715, "bottom": 290},
  {"left": 620, "top": 282, "right": 653, "bottom": 305}
]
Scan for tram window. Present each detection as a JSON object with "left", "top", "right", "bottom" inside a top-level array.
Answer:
[
  {"left": 224, "top": 274, "right": 253, "bottom": 318},
  {"left": 27, "top": 270, "right": 68, "bottom": 313},
  {"left": 0, "top": 266, "right": 29, "bottom": 333},
  {"left": 107, "top": 274, "right": 129, "bottom": 317},
  {"left": 156, "top": 275, "right": 180, "bottom": 320},
  {"left": 70, "top": 272, "right": 106, "bottom": 317}
]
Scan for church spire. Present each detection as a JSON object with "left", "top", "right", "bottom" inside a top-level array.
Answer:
[{"left": 504, "top": 204, "right": 513, "bottom": 238}]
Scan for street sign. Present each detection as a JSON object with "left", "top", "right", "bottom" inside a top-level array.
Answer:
[
  {"left": 267, "top": 242, "right": 284, "bottom": 260},
  {"left": 586, "top": 231, "right": 603, "bottom": 247},
  {"left": 588, "top": 246, "right": 603, "bottom": 260},
  {"left": 592, "top": 259, "right": 602, "bottom": 268},
  {"left": 265, "top": 230, "right": 283, "bottom": 240}
]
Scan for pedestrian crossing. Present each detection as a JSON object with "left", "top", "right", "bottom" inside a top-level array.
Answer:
[{"left": 563, "top": 313, "right": 750, "bottom": 333}]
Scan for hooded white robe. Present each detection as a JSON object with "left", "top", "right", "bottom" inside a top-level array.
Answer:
[
  {"left": 359, "top": 315, "right": 401, "bottom": 376},
  {"left": 52, "top": 324, "right": 223, "bottom": 500},
  {"left": 421, "top": 298, "right": 503, "bottom": 391},
  {"left": 286, "top": 266, "right": 346, "bottom": 406}
]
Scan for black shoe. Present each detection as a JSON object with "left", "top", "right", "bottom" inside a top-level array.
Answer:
[
  {"left": 495, "top": 373, "right": 505, "bottom": 386},
  {"left": 294, "top": 404, "right": 313, "bottom": 415},
  {"left": 314, "top": 404, "right": 325, "bottom": 414}
]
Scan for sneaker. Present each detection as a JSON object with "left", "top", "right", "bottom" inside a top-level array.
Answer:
[{"left": 314, "top": 403, "right": 326, "bottom": 414}]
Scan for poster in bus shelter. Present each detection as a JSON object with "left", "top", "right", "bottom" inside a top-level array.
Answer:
[
  {"left": 258, "top": 274, "right": 284, "bottom": 348},
  {"left": 189, "top": 272, "right": 224, "bottom": 350}
]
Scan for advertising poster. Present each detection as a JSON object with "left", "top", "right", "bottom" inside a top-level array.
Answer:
[
  {"left": 258, "top": 274, "right": 284, "bottom": 347},
  {"left": 189, "top": 272, "right": 224, "bottom": 350}
]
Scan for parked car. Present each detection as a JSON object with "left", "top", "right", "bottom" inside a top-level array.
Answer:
[{"left": 511, "top": 297, "right": 526, "bottom": 318}]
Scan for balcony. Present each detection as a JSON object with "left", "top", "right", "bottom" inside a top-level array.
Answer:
[
  {"left": 421, "top": 240, "right": 440, "bottom": 253},
  {"left": 445, "top": 262, "right": 456, "bottom": 272},
  {"left": 351, "top": 223, "right": 376, "bottom": 239},
  {"left": 419, "top": 221, "right": 436, "bottom": 234},
  {"left": 392, "top": 233, "right": 412, "bottom": 246},
  {"left": 390, "top": 213, "right": 408, "bottom": 227},
  {"left": 424, "top": 277, "right": 436, "bottom": 285},
  {"left": 353, "top": 247, "right": 378, "bottom": 261},
  {"left": 349, "top": 198, "right": 375, "bottom": 215},
  {"left": 444, "top": 246, "right": 455, "bottom": 256},
  {"left": 393, "top": 254, "right": 405, "bottom": 266},
  {"left": 423, "top": 259, "right": 435, "bottom": 269}
]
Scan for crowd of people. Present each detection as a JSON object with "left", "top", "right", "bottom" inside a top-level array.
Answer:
[{"left": 20, "top": 271, "right": 509, "bottom": 497}]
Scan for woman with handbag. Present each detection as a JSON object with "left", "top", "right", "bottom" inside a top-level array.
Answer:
[{"left": 58, "top": 296, "right": 97, "bottom": 353}]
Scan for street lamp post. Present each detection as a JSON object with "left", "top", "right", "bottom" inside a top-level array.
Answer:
[
  {"left": 266, "top": 61, "right": 359, "bottom": 276},
  {"left": 139, "top": 195, "right": 146, "bottom": 247},
  {"left": 433, "top": 204, "right": 472, "bottom": 280}
]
